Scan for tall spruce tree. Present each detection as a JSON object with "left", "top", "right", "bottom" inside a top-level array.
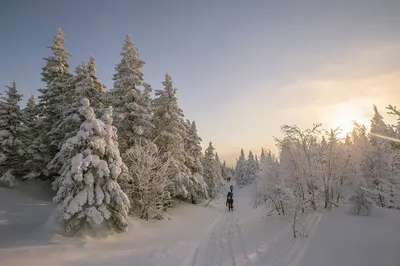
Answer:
[
  {"left": 235, "top": 149, "right": 247, "bottom": 187},
  {"left": 22, "top": 95, "right": 42, "bottom": 179},
  {"left": 184, "top": 120, "right": 208, "bottom": 202},
  {"left": 108, "top": 35, "right": 153, "bottom": 152},
  {"left": 0, "top": 81, "right": 25, "bottom": 187},
  {"left": 36, "top": 29, "right": 72, "bottom": 177},
  {"left": 153, "top": 74, "right": 192, "bottom": 199},
  {"left": 203, "top": 142, "right": 222, "bottom": 198}
]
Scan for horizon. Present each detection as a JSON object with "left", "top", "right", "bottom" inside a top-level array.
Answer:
[{"left": 1, "top": 0, "right": 399, "bottom": 165}]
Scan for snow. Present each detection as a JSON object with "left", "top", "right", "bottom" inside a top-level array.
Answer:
[{"left": 1, "top": 180, "right": 400, "bottom": 266}]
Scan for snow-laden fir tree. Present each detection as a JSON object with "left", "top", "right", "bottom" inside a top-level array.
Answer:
[
  {"left": 367, "top": 107, "right": 398, "bottom": 208},
  {"left": 183, "top": 120, "right": 208, "bottom": 202},
  {"left": 48, "top": 57, "right": 106, "bottom": 184},
  {"left": 107, "top": 35, "right": 154, "bottom": 152},
  {"left": 0, "top": 81, "right": 26, "bottom": 187},
  {"left": 348, "top": 123, "right": 378, "bottom": 214},
  {"left": 153, "top": 74, "right": 193, "bottom": 199},
  {"left": 120, "top": 142, "right": 172, "bottom": 220},
  {"left": 37, "top": 28, "right": 72, "bottom": 174},
  {"left": 221, "top": 161, "right": 229, "bottom": 180},
  {"left": 22, "top": 95, "right": 42, "bottom": 179},
  {"left": 246, "top": 150, "right": 258, "bottom": 183},
  {"left": 0, "top": 81, "right": 25, "bottom": 187},
  {"left": 53, "top": 98, "right": 130, "bottom": 234},
  {"left": 235, "top": 149, "right": 248, "bottom": 187},
  {"left": 202, "top": 142, "right": 222, "bottom": 198}
]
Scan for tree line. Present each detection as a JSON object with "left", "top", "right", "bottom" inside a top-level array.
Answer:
[{"left": 0, "top": 29, "right": 233, "bottom": 235}]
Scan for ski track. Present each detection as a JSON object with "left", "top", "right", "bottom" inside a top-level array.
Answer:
[
  {"left": 189, "top": 211, "right": 238, "bottom": 266},
  {"left": 185, "top": 184, "right": 326, "bottom": 266}
]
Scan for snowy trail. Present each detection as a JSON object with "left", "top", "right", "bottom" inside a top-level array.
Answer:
[{"left": 2, "top": 181, "right": 400, "bottom": 266}]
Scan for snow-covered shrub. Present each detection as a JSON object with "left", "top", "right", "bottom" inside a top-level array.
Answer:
[
  {"left": 53, "top": 98, "right": 130, "bottom": 235},
  {"left": 120, "top": 142, "right": 172, "bottom": 220},
  {"left": 350, "top": 185, "right": 374, "bottom": 215},
  {"left": 0, "top": 170, "right": 15, "bottom": 188}
]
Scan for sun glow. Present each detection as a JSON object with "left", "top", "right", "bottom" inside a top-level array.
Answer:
[{"left": 326, "top": 103, "right": 369, "bottom": 139}]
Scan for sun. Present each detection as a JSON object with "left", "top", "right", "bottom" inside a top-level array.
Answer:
[
  {"left": 327, "top": 103, "right": 368, "bottom": 139},
  {"left": 332, "top": 117, "right": 356, "bottom": 139}
]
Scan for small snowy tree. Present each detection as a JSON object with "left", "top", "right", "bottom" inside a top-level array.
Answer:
[
  {"left": 246, "top": 150, "right": 258, "bottom": 183},
  {"left": 203, "top": 142, "right": 222, "bottom": 198},
  {"left": 234, "top": 149, "right": 247, "bottom": 187},
  {"left": 53, "top": 98, "right": 130, "bottom": 235},
  {"left": 184, "top": 120, "right": 208, "bottom": 202},
  {"left": 221, "top": 161, "right": 229, "bottom": 180},
  {"left": 120, "top": 142, "right": 172, "bottom": 220},
  {"left": 22, "top": 95, "right": 42, "bottom": 179},
  {"left": 257, "top": 150, "right": 285, "bottom": 213},
  {"left": 0, "top": 81, "right": 25, "bottom": 187},
  {"left": 276, "top": 124, "right": 321, "bottom": 210}
]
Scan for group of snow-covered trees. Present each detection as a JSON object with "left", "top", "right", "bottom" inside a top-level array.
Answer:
[
  {"left": 0, "top": 29, "right": 228, "bottom": 235},
  {"left": 229, "top": 105, "right": 399, "bottom": 237},
  {"left": 234, "top": 149, "right": 259, "bottom": 187},
  {"left": 237, "top": 105, "right": 400, "bottom": 237}
]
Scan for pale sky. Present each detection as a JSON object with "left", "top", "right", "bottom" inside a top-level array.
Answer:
[{"left": 1, "top": 0, "right": 399, "bottom": 165}]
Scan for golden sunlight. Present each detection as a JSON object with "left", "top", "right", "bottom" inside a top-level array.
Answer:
[{"left": 326, "top": 103, "right": 370, "bottom": 139}]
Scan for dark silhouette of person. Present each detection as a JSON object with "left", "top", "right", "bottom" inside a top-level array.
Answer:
[{"left": 226, "top": 192, "right": 234, "bottom": 211}]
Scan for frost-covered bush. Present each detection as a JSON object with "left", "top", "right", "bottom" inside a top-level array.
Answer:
[
  {"left": 0, "top": 170, "right": 15, "bottom": 188},
  {"left": 121, "top": 142, "right": 172, "bottom": 220},
  {"left": 53, "top": 98, "right": 130, "bottom": 235},
  {"left": 350, "top": 186, "right": 374, "bottom": 215}
]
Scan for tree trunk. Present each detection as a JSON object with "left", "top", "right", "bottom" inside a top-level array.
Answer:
[{"left": 292, "top": 212, "right": 297, "bottom": 238}]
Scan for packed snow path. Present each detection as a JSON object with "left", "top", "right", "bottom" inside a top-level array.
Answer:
[{"left": 1, "top": 181, "right": 400, "bottom": 266}]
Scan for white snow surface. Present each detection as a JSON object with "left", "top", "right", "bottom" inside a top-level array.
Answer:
[{"left": 1, "top": 180, "right": 400, "bottom": 266}]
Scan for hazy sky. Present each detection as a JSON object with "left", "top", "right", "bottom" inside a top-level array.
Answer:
[{"left": 1, "top": 0, "right": 399, "bottom": 165}]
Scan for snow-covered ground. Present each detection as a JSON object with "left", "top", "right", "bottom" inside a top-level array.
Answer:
[{"left": 1, "top": 180, "right": 400, "bottom": 266}]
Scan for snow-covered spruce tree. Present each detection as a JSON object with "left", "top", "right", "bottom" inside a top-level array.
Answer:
[
  {"left": 53, "top": 98, "right": 130, "bottom": 234},
  {"left": 202, "top": 142, "right": 222, "bottom": 198},
  {"left": 234, "top": 149, "right": 247, "bottom": 187},
  {"left": 22, "top": 95, "right": 42, "bottom": 179},
  {"left": 153, "top": 74, "right": 193, "bottom": 199},
  {"left": 348, "top": 123, "right": 378, "bottom": 215},
  {"left": 48, "top": 57, "right": 106, "bottom": 183},
  {"left": 37, "top": 29, "right": 72, "bottom": 171},
  {"left": 120, "top": 142, "right": 172, "bottom": 220},
  {"left": 0, "top": 81, "right": 25, "bottom": 187},
  {"left": 246, "top": 150, "right": 258, "bottom": 184},
  {"left": 367, "top": 106, "right": 399, "bottom": 208},
  {"left": 108, "top": 35, "right": 154, "bottom": 152},
  {"left": 221, "top": 161, "right": 229, "bottom": 180},
  {"left": 183, "top": 120, "right": 208, "bottom": 202},
  {"left": 255, "top": 155, "right": 260, "bottom": 172}
]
